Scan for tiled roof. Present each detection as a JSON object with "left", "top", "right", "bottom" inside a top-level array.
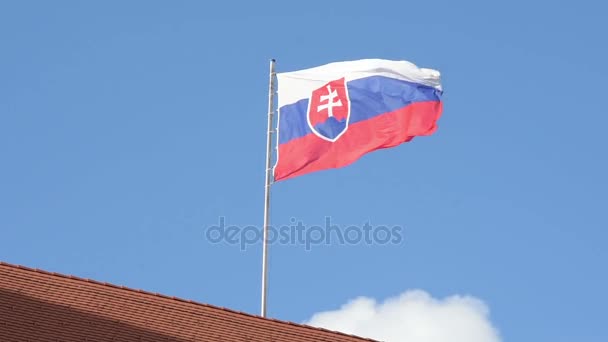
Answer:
[{"left": 0, "top": 261, "right": 375, "bottom": 342}]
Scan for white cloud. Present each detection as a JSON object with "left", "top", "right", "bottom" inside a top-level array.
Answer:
[{"left": 304, "top": 289, "right": 501, "bottom": 342}]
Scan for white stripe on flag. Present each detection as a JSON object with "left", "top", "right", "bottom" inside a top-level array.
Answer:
[{"left": 276, "top": 59, "right": 442, "bottom": 108}]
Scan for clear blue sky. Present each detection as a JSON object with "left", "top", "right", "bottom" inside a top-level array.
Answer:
[{"left": 1, "top": 1, "right": 606, "bottom": 341}]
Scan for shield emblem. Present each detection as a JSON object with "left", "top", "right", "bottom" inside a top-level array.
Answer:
[{"left": 307, "top": 77, "right": 351, "bottom": 142}]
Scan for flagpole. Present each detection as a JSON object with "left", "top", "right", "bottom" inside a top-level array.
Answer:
[{"left": 261, "top": 58, "right": 276, "bottom": 318}]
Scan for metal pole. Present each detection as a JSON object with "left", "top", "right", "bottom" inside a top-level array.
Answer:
[{"left": 261, "top": 58, "right": 276, "bottom": 318}]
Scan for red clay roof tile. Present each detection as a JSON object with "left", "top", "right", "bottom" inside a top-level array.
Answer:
[{"left": 0, "top": 261, "right": 376, "bottom": 342}]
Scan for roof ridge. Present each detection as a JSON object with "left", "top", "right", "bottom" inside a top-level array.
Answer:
[{"left": 0, "top": 261, "right": 377, "bottom": 341}]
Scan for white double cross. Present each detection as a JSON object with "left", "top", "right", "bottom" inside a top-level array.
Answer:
[{"left": 317, "top": 84, "right": 342, "bottom": 118}]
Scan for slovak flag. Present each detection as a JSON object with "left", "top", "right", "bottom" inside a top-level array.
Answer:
[{"left": 273, "top": 59, "right": 443, "bottom": 181}]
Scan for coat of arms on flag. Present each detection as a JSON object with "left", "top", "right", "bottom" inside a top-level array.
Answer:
[{"left": 307, "top": 77, "right": 350, "bottom": 142}]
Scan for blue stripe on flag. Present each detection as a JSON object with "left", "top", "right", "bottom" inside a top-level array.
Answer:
[{"left": 278, "top": 76, "right": 442, "bottom": 144}]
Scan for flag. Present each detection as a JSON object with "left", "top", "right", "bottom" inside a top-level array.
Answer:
[{"left": 273, "top": 59, "right": 443, "bottom": 181}]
